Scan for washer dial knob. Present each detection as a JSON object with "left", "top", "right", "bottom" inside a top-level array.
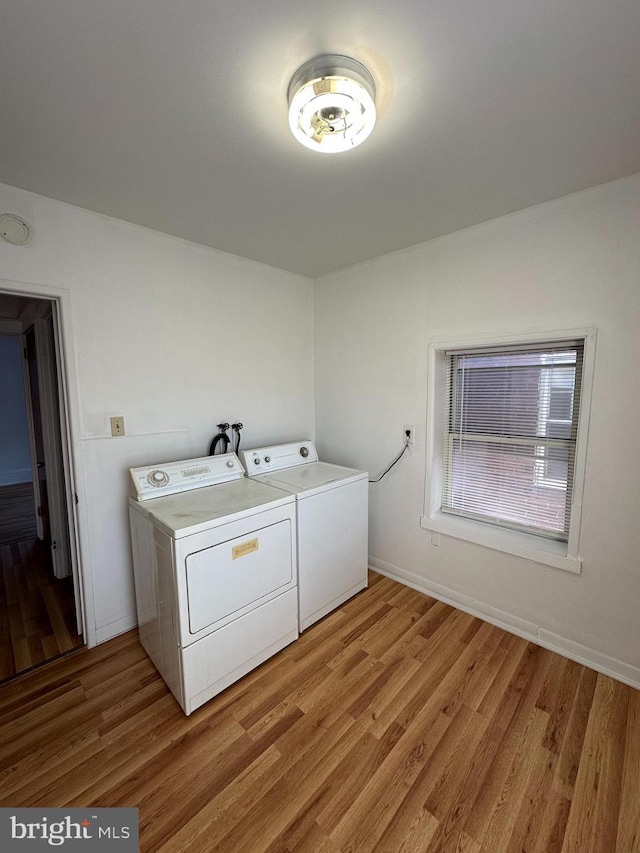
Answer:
[
  {"left": 299, "top": 446, "right": 309, "bottom": 458},
  {"left": 254, "top": 458, "right": 261, "bottom": 465},
  {"left": 265, "top": 456, "right": 271, "bottom": 463},
  {"left": 147, "top": 470, "right": 169, "bottom": 487},
  {"left": 226, "top": 460, "right": 235, "bottom": 468}
]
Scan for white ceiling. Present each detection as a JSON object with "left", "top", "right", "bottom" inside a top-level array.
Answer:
[
  {"left": 0, "top": 293, "right": 47, "bottom": 333},
  {"left": 1, "top": 1, "right": 638, "bottom": 278},
  {"left": 0, "top": 294, "right": 33, "bottom": 321}
]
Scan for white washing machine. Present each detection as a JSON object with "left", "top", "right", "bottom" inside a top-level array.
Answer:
[
  {"left": 240, "top": 441, "right": 368, "bottom": 632},
  {"left": 128, "top": 452, "right": 298, "bottom": 715}
]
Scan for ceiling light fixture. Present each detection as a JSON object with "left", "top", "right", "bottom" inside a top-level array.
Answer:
[{"left": 288, "top": 55, "right": 376, "bottom": 154}]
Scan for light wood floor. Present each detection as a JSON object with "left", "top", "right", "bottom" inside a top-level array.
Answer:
[
  {"left": 0, "top": 538, "right": 83, "bottom": 682},
  {"left": 0, "top": 572, "right": 638, "bottom": 852}
]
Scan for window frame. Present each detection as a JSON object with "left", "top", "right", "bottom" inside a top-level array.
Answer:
[{"left": 421, "top": 328, "right": 597, "bottom": 574}]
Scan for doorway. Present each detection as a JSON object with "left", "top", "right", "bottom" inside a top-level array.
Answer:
[{"left": 0, "top": 293, "right": 84, "bottom": 681}]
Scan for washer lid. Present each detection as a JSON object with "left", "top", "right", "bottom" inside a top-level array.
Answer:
[
  {"left": 257, "top": 461, "right": 367, "bottom": 496},
  {"left": 129, "top": 477, "right": 295, "bottom": 538}
]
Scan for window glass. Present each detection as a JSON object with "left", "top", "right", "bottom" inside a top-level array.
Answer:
[{"left": 442, "top": 342, "right": 583, "bottom": 540}]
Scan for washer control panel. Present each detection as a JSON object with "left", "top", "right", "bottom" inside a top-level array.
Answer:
[
  {"left": 130, "top": 452, "right": 244, "bottom": 500},
  {"left": 240, "top": 441, "right": 318, "bottom": 475}
]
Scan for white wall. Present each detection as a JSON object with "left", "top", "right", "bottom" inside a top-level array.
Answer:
[
  {"left": 314, "top": 174, "right": 640, "bottom": 686},
  {"left": 0, "top": 335, "right": 32, "bottom": 485},
  {"left": 0, "top": 182, "right": 314, "bottom": 644},
  {"left": 2, "top": 172, "right": 638, "bottom": 685}
]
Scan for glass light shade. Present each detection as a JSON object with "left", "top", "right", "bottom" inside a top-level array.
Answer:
[{"left": 288, "top": 56, "right": 376, "bottom": 153}]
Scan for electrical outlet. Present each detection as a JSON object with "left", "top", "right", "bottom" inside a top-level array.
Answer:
[
  {"left": 110, "top": 416, "right": 125, "bottom": 437},
  {"left": 403, "top": 424, "right": 415, "bottom": 445}
]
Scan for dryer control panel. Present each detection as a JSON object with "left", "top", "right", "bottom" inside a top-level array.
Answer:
[
  {"left": 130, "top": 452, "right": 244, "bottom": 500},
  {"left": 241, "top": 441, "right": 318, "bottom": 475}
]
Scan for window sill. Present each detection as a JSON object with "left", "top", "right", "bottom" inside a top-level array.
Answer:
[{"left": 420, "top": 513, "right": 582, "bottom": 574}]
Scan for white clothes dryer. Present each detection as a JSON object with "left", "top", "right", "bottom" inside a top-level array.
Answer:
[
  {"left": 240, "top": 441, "right": 368, "bottom": 632},
  {"left": 129, "top": 452, "right": 298, "bottom": 715}
]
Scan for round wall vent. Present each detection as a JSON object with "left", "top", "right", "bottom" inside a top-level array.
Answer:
[{"left": 0, "top": 213, "right": 32, "bottom": 245}]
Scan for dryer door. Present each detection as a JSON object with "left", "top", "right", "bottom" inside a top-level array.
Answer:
[{"left": 185, "top": 519, "right": 293, "bottom": 635}]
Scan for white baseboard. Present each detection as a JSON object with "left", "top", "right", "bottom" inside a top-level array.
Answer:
[
  {"left": 95, "top": 613, "right": 138, "bottom": 645},
  {"left": 369, "top": 555, "right": 640, "bottom": 691}
]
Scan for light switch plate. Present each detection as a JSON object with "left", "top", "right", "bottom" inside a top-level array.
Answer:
[{"left": 110, "top": 416, "right": 125, "bottom": 436}]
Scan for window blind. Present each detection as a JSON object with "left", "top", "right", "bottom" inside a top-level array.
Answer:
[{"left": 442, "top": 341, "right": 584, "bottom": 540}]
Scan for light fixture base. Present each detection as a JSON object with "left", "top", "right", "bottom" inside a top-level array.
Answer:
[{"left": 287, "top": 55, "right": 377, "bottom": 154}]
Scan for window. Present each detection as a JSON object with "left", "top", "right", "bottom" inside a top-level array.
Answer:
[
  {"left": 442, "top": 342, "right": 583, "bottom": 541},
  {"left": 422, "top": 330, "right": 595, "bottom": 574}
]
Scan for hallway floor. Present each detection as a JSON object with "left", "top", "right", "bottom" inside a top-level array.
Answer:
[{"left": 0, "top": 537, "right": 83, "bottom": 682}]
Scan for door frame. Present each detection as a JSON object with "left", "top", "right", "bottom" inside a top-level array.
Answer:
[
  {"left": 21, "top": 326, "right": 46, "bottom": 541},
  {"left": 35, "top": 311, "right": 73, "bottom": 582},
  {"left": 0, "top": 278, "right": 95, "bottom": 646}
]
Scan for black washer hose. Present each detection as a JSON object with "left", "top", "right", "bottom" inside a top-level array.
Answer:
[
  {"left": 209, "top": 433, "right": 230, "bottom": 455},
  {"left": 209, "top": 423, "right": 231, "bottom": 456}
]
